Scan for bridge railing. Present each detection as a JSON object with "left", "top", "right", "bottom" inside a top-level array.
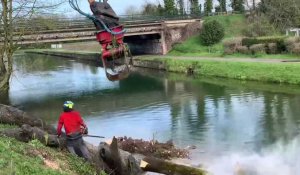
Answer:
[
  {"left": 1, "top": 14, "right": 202, "bottom": 33},
  {"left": 119, "top": 14, "right": 202, "bottom": 24}
]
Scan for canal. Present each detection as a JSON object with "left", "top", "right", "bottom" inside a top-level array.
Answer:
[{"left": 3, "top": 53, "right": 300, "bottom": 174}]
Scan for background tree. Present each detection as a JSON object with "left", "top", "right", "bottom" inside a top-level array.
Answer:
[
  {"left": 200, "top": 20, "right": 225, "bottom": 46},
  {"left": 190, "top": 0, "right": 200, "bottom": 15},
  {"left": 0, "top": 0, "right": 65, "bottom": 91},
  {"left": 231, "top": 0, "right": 245, "bottom": 13},
  {"left": 164, "top": 0, "right": 176, "bottom": 15},
  {"left": 141, "top": 3, "right": 160, "bottom": 15},
  {"left": 252, "top": 0, "right": 256, "bottom": 10},
  {"left": 204, "top": 0, "right": 213, "bottom": 16},
  {"left": 199, "top": 4, "right": 202, "bottom": 15},
  {"left": 218, "top": 0, "right": 227, "bottom": 13},
  {"left": 215, "top": 6, "right": 221, "bottom": 13},
  {"left": 124, "top": 5, "right": 140, "bottom": 16},
  {"left": 177, "top": 0, "right": 185, "bottom": 15},
  {"left": 257, "top": 0, "right": 300, "bottom": 30},
  {"left": 157, "top": 4, "right": 165, "bottom": 16},
  {"left": 0, "top": 0, "right": 13, "bottom": 90}
]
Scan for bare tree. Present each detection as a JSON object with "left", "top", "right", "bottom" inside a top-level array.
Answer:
[
  {"left": 252, "top": 0, "right": 256, "bottom": 10},
  {"left": 258, "top": 0, "right": 300, "bottom": 30},
  {"left": 0, "top": 0, "right": 66, "bottom": 91},
  {"left": 124, "top": 5, "right": 141, "bottom": 16}
]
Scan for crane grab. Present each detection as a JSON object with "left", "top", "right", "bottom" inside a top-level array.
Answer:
[{"left": 69, "top": 0, "right": 132, "bottom": 81}]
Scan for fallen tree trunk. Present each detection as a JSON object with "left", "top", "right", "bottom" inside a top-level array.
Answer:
[
  {"left": 141, "top": 157, "right": 207, "bottom": 175},
  {"left": 0, "top": 124, "right": 66, "bottom": 147},
  {"left": 99, "top": 137, "right": 207, "bottom": 175},
  {"left": 99, "top": 137, "right": 143, "bottom": 175},
  {"left": 0, "top": 104, "right": 56, "bottom": 134},
  {"left": 0, "top": 124, "right": 113, "bottom": 174}
]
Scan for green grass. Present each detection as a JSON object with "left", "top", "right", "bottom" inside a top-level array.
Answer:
[
  {"left": 140, "top": 57, "right": 300, "bottom": 85},
  {"left": 169, "top": 14, "right": 246, "bottom": 57},
  {"left": 0, "top": 124, "right": 103, "bottom": 175},
  {"left": 169, "top": 14, "right": 300, "bottom": 59},
  {"left": 170, "top": 36, "right": 224, "bottom": 57},
  {"left": 224, "top": 53, "right": 300, "bottom": 59},
  {"left": 204, "top": 14, "right": 247, "bottom": 38}
]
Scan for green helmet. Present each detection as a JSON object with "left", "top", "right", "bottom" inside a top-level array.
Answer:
[{"left": 63, "top": 101, "right": 74, "bottom": 110}]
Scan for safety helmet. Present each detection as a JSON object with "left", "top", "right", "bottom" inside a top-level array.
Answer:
[{"left": 63, "top": 101, "right": 74, "bottom": 110}]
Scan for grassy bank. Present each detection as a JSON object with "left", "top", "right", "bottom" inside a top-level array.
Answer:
[
  {"left": 170, "top": 14, "right": 247, "bottom": 57},
  {"left": 142, "top": 57, "right": 300, "bottom": 84},
  {"left": 0, "top": 124, "right": 102, "bottom": 175},
  {"left": 169, "top": 14, "right": 299, "bottom": 59}
]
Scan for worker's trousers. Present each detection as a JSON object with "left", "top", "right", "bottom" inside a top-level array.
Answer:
[{"left": 66, "top": 133, "right": 91, "bottom": 161}]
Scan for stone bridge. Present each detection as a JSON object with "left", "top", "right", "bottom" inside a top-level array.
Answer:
[{"left": 17, "top": 19, "right": 202, "bottom": 55}]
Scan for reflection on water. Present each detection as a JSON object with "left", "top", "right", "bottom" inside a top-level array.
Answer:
[{"left": 4, "top": 53, "right": 300, "bottom": 174}]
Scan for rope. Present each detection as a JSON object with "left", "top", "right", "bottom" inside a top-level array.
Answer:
[{"left": 68, "top": 0, "right": 126, "bottom": 35}]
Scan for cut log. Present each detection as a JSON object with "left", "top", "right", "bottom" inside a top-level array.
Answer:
[
  {"left": 85, "top": 143, "right": 113, "bottom": 174},
  {"left": 0, "top": 104, "right": 56, "bottom": 134},
  {"left": 141, "top": 157, "right": 207, "bottom": 175},
  {"left": 99, "top": 137, "right": 207, "bottom": 175},
  {"left": 99, "top": 137, "right": 142, "bottom": 175},
  {"left": 0, "top": 124, "right": 66, "bottom": 147}
]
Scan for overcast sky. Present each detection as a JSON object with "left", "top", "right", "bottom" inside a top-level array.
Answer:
[
  {"left": 62, "top": 0, "right": 218, "bottom": 16},
  {"left": 63, "top": 0, "right": 159, "bottom": 16},
  {"left": 56, "top": 0, "right": 258, "bottom": 16}
]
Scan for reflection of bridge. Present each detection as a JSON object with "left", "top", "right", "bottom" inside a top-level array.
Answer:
[{"left": 15, "top": 16, "right": 202, "bottom": 55}]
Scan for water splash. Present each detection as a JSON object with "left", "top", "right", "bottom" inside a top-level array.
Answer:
[{"left": 206, "top": 137, "right": 300, "bottom": 175}]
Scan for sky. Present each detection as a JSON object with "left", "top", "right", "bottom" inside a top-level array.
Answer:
[
  {"left": 61, "top": 0, "right": 257, "bottom": 17},
  {"left": 62, "top": 0, "right": 160, "bottom": 16},
  {"left": 60, "top": 0, "right": 217, "bottom": 17}
]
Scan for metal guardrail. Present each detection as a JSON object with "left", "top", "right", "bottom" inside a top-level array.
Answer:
[
  {"left": 2, "top": 14, "right": 202, "bottom": 33},
  {"left": 1, "top": 11, "right": 246, "bottom": 33}
]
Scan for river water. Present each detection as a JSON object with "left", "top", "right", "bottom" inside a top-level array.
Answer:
[{"left": 4, "top": 53, "right": 300, "bottom": 174}]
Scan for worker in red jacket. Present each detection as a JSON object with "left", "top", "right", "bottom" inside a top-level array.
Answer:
[
  {"left": 88, "top": 0, "right": 120, "bottom": 30},
  {"left": 57, "top": 101, "right": 91, "bottom": 161}
]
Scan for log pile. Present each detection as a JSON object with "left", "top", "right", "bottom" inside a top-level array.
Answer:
[
  {"left": 0, "top": 104, "right": 207, "bottom": 175},
  {"left": 117, "top": 137, "right": 189, "bottom": 159}
]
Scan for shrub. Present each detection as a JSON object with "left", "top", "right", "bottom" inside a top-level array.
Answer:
[
  {"left": 223, "top": 38, "right": 243, "bottom": 49},
  {"left": 285, "top": 37, "right": 300, "bottom": 52},
  {"left": 242, "top": 36, "right": 286, "bottom": 47},
  {"left": 250, "top": 44, "right": 266, "bottom": 54},
  {"left": 223, "top": 38, "right": 243, "bottom": 54},
  {"left": 224, "top": 48, "right": 235, "bottom": 55},
  {"left": 243, "top": 15, "right": 278, "bottom": 37},
  {"left": 200, "top": 20, "right": 225, "bottom": 46},
  {"left": 291, "top": 43, "right": 300, "bottom": 54},
  {"left": 266, "top": 43, "right": 278, "bottom": 54},
  {"left": 276, "top": 39, "right": 287, "bottom": 53},
  {"left": 236, "top": 46, "right": 250, "bottom": 54}
]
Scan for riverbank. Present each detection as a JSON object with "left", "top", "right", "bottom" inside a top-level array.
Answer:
[
  {"left": 25, "top": 49, "right": 101, "bottom": 62},
  {"left": 0, "top": 124, "right": 101, "bottom": 175},
  {"left": 24, "top": 49, "right": 300, "bottom": 85},
  {"left": 135, "top": 56, "right": 300, "bottom": 85}
]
